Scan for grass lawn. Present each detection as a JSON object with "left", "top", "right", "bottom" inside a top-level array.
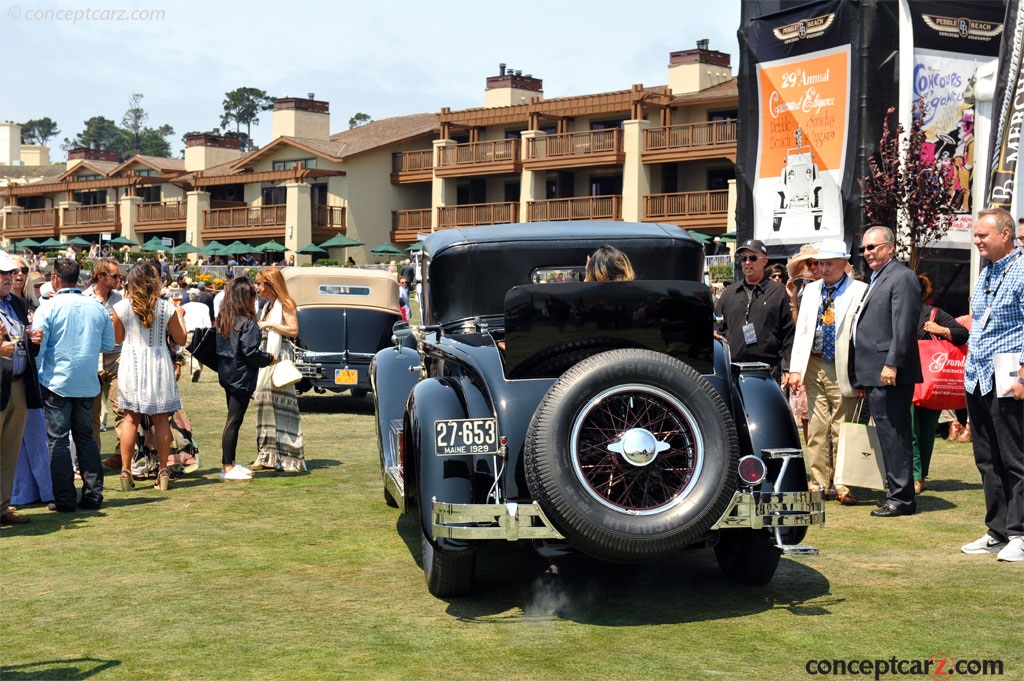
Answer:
[{"left": 2, "top": 369, "right": 1020, "bottom": 680}]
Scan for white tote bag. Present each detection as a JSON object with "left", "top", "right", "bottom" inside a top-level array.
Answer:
[{"left": 834, "top": 400, "right": 886, "bottom": 490}]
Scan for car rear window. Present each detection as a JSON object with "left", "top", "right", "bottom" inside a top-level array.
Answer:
[{"left": 296, "top": 308, "right": 397, "bottom": 353}]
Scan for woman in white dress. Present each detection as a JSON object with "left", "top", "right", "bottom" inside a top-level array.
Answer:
[{"left": 112, "top": 262, "right": 187, "bottom": 491}]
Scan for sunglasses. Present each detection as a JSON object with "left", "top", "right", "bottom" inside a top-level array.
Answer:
[
  {"left": 739, "top": 255, "right": 761, "bottom": 263},
  {"left": 860, "top": 242, "right": 891, "bottom": 253},
  {"left": 769, "top": 273, "right": 783, "bottom": 280},
  {"left": 104, "top": 271, "right": 121, "bottom": 279},
  {"left": 16, "top": 267, "right": 28, "bottom": 274}
]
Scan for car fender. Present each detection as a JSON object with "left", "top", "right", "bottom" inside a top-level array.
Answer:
[
  {"left": 371, "top": 345, "right": 421, "bottom": 455},
  {"left": 730, "top": 366, "right": 806, "bottom": 492}
]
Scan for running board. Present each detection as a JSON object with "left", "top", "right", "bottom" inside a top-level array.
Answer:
[{"left": 778, "top": 543, "right": 819, "bottom": 557}]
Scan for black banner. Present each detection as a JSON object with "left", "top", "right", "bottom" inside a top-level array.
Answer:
[
  {"left": 910, "top": 0, "right": 1005, "bottom": 55},
  {"left": 987, "top": 0, "right": 1024, "bottom": 210}
]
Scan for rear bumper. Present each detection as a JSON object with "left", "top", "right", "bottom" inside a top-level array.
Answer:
[{"left": 430, "top": 489, "right": 825, "bottom": 542}]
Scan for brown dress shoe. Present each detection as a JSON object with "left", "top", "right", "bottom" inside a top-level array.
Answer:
[
  {"left": 0, "top": 511, "right": 31, "bottom": 525},
  {"left": 957, "top": 423, "right": 972, "bottom": 443},
  {"left": 914, "top": 480, "right": 925, "bottom": 494},
  {"left": 946, "top": 422, "right": 963, "bottom": 441},
  {"left": 837, "top": 493, "right": 858, "bottom": 506}
]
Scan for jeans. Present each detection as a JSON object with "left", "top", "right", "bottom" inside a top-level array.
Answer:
[{"left": 43, "top": 386, "right": 102, "bottom": 511}]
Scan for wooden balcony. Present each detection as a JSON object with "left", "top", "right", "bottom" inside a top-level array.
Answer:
[
  {"left": 524, "top": 129, "right": 624, "bottom": 171},
  {"left": 435, "top": 139, "right": 521, "bottom": 178},
  {"left": 391, "top": 208, "right": 431, "bottom": 243},
  {"left": 642, "top": 190, "right": 729, "bottom": 229},
  {"left": 3, "top": 208, "right": 58, "bottom": 239},
  {"left": 314, "top": 205, "right": 346, "bottom": 231},
  {"left": 437, "top": 202, "right": 518, "bottom": 228},
  {"left": 526, "top": 195, "right": 622, "bottom": 222},
  {"left": 202, "top": 204, "right": 287, "bottom": 241},
  {"left": 642, "top": 119, "right": 738, "bottom": 164},
  {"left": 136, "top": 200, "right": 186, "bottom": 233},
  {"left": 391, "top": 149, "right": 434, "bottom": 184},
  {"left": 63, "top": 204, "right": 119, "bottom": 235}
]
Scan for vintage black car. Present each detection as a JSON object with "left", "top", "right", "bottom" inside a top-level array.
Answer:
[
  {"left": 371, "top": 222, "right": 823, "bottom": 597},
  {"left": 285, "top": 267, "right": 402, "bottom": 398}
]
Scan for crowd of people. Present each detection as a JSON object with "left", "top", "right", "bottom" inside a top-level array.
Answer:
[
  {"left": 715, "top": 208, "right": 1024, "bottom": 562},
  {"left": 1, "top": 254, "right": 307, "bottom": 525}
]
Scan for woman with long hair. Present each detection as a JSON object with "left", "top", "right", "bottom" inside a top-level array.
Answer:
[
  {"left": 584, "top": 245, "right": 635, "bottom": 282},
  {"left": 251, "top": 266, "right": 306, "bottom": 472},
  {"left": 215, "top": 277, "right": 274, "bottom": 480},
  {"left": 112, "top": 262, "right": 187, "bottom": 491}
]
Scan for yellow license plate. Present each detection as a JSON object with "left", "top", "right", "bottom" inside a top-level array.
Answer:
[{"left": 334, "top": 369, "right": 358, "bottom": 385}]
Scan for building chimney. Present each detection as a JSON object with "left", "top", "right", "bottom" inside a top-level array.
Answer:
[
  {"left": 271, "top": 96, "right": 331, "bottom": 141},
  {"left": 183, "top": 133, "right": 243, "bottom": 172},
  {"left": 484, "top": 66, "right": 543, "bottom": 108},
  {"left": 667, "top": 40, "right": 732, "bottom": 95}
]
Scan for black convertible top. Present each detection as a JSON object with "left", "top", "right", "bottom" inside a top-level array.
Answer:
[{"left": 421, "top": 221, "right": 706, "bottom": 326}]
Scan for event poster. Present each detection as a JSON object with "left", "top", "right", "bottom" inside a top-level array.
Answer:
[{"left": 753, "top": 46, "right": 850, "bottom": 245}]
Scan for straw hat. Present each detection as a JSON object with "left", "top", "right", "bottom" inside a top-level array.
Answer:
[{"left": 786, "top": 243, "right": 821, "bottom": 281}]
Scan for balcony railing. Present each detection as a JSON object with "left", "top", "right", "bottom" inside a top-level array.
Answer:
[
  {"left": 204, "top": 204, "right": 286, "bottom": 229},
  {"left": 64, "top": 204, "right": 119, "bottom": 227},
  {"left": 5, "top": 208, "right": 57, "bottom": 230},
  {"left": 527, "top": 129, "right": 621, "bottom": 160},
  {"left": 643, "top": 190, "right": 729, "bottom": 220},
  {"left": 526, "top": 195, "right": 621, "bottom": 222},
  {"left": 437, "top": 202, "right": 518, "bottom": 228},
  {"left": 314, "top": 205, "right": 346, "bottom": 230},
  {"left": 137, "top": 200, "right": 186, "bottom": 223},
  {"left": 643, "top": 119, "right": 737, "bottom": 152},
  {"left": 391, "top": 208, "right": 431, "bottom": 242},
  {"left": 392, "top": 149, "right": 434, "bottom": 173},
  {"left": 437, "top": 139, "right": 520, "bottom": 168}
]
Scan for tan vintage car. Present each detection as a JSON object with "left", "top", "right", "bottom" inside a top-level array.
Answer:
[{"left": 283, "top": 267, "right": 402, "bottom": 398}]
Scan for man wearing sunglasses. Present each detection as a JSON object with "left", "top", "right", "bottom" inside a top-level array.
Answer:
[
  {"left": 850, "top": 226, "right": 922, "bottom": 517},
  {"left": 84, "top": 258, "right": 124, "bottom": 467},
  {"left": 715, "top": 238, "right": 794, "bottom": 382}
]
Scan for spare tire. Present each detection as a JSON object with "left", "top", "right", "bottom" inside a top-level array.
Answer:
[{"left": 524, "top": 349, "right": 738, "bottom": 562}]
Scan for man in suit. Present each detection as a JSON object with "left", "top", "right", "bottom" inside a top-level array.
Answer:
[
  {"left": 788, "top": 239, "right": 867, "bottom": 506},
  {"left": 0, "top": 251, "right": 44, "bottom": 525},
  {"left": 850, "top": 226, "right": 922, "bottom": 517}
]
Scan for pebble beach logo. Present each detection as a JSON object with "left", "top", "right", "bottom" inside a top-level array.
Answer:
[{"left": 928, "top": 351, "right": 966, "bottom": 374}]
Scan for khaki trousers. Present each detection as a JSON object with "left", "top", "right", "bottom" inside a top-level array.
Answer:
[
  {"left": 804, "top": 354, "right": 857, "bottom": 496},
  {"left": 1, "top": 378, "right": 29, "bottom": 507},
  {"left": 92, "top": 369, "right": 121, "bottom": 457}
]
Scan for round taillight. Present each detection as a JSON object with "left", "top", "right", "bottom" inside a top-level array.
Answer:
[{"left": 737, "top": 455, "right": 766, "bottom": 486}]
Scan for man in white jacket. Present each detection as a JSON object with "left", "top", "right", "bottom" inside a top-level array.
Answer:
[{"left": 787, "top": 239, "right": 867, "bottom": 505}]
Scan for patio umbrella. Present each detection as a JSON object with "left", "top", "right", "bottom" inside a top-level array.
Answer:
[
  {"left": 719, "top": 231, "right": 737, "bottom": 242},
  {"left": 140, "top": 237, "right": 167, "bottom": 252},
  {"left": 109, "top": 236, "right": 138, "bottom": 246},
  {"left": 256, "top": 240, "right": 288, "bottom": 253},
  {"left": 172, "top": 242, "right": 202, "bottom": 255},
  {"left": 220, "top": 240, "right": 260, "bottom": 256},
  {"left": 13, "top": 238, "right": 41, "bottom": 250},
  {"left": 370, "top": 243, "right": 404, "bottom": 257},
  {"left": 404, "top": 241, "right": 422, "bottom": 252},
  {"left": 37, "top": 237, "right": 63, "bottom": 248},
  {"left": 296, "top": 243, "right": 326, "bottom": 254},
  {"left": 319, "top": 234, "right": 364, "bottom": 249},
  {"left": 199, "top": 241, "right": 225, "bottom": 255},
  {"left": 687, "top": 230, "right": 712, "bottom": 244},
  {"left": 67, "top": 236, "right": 92, "bottom": 247}
]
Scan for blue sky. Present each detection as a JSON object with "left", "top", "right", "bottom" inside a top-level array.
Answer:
[{"left": 0, "top": 0, "right": 742, "bottom": 158}]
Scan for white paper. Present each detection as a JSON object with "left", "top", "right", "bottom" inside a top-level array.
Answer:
[{"left": 993, "top": 353, "right": 1022, "bottom": 397}]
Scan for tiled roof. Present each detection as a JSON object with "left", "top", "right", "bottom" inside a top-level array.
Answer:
[
  {"left": 671, "top": 78, "right": 738, "bottom": 103},
  {"left": 326, "top": 112, "right": 439, "bottom": 159}
]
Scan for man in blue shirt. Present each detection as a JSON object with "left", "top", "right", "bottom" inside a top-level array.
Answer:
[
  {"left": 35, "top": 257, "right": 115, "bottom": 513},
  {"left": 960, "top": 208, "right": 1024, "bottom": 561}
]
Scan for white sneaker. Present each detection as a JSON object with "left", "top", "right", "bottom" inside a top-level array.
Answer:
[
  {"left": 996, "top": 536, "right": 1024, "bottom": 562},
  {"left": 961, "top": 532, "right": 1008, "bottom": 554},
  {"left": 220, "top": 466, "right": 253, "bottom": 481},
  {"left": 234, "top": 464, "right": 253, "bottom": 476}
]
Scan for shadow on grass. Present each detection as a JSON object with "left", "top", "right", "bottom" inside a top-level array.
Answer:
[
  {"left": 1, "top": 658, "right": 119, "bottom": 680},
  {"left": 393, "top": 513, "right": 833, "bottom": 625},
  {"left": 298, "top": 393, "right": 374, "bottom": 415}
]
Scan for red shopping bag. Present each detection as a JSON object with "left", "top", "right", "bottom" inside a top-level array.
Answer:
[{"left": 913, "top": 338, "right": 967, "bottom": 410}]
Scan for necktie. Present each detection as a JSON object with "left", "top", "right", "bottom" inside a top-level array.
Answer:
[{"left": 819, "top": 285, "right": 837, "bottom": 363}]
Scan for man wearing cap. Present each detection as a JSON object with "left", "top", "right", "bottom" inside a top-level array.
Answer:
[
  {"left": 0, "top": 251, "right": 44, "bottom": 525},
  {"left": 715, "top": 238, "right": 794, "bottom": 380},
  {"left": 788, "top": 239, "right": 867, "bottom": 505},
  {"left": 850, "top": 226, "right": 922, "bottom": 517}
]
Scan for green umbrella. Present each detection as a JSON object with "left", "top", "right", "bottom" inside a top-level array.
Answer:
[
  {"left": 319, "top": 234, "right": 364, "bottom": 249},
  {"left": 220, "top": 240, "right": 260, "bottom": 256},
  {"left": 256, "top": 240, "right": 288, "bottom": 253},
  {"left": 720, "top": 231, "right": 737, "bottom": 242},
  {"left": 13, "top": 238, "right": 41, "bottom": 250},
  {"left": 38, "top": 237, "right": 63, "bottom": 248},
  {"left": 172, "top": 242, "right": 202, "bottom": 255},
  {"left": 296, "top": 243, "right": 326, "bottom": 254},
  {"left": 67, "top": 236, "right": 92, "bottom": 247},
  {"left": 141, "top": 237, "right": 167, "bottom": 251},
  {"left": 687, "top": 230, "right": 712, "bottom": 244},
  {"left": 199, "top": 241, "right": 225, "bottom": 255},
  {"left": 404, "top": 241, "right": 423, "bottom": 252},
  {"left": 370, "top": 243, "right": 404, "bottom": 257},
  {"left": 109, "top": 236, "right": 138, "bottom": 246}
]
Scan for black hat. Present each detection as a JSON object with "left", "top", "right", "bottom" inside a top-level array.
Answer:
[{"left": 738, "top": 238, "right": 767, "bottom": 256}]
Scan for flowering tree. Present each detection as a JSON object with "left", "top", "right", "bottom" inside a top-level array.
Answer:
[{"left": 859, "top": 100, "right": 957, "bottom": 272}]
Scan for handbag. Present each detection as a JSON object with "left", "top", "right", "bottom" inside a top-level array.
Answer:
[
  {"left": 834, "top": 400, "right": 886, "bottom": 491},
  {"left": 912, "top": 309, "right": 967, "bottom": 411},
  {"left": 186, "top": 327, "right": 219, "bottom": 371},
  {"left": 271, "top": 358, "right": 302, "bottom": 389}
]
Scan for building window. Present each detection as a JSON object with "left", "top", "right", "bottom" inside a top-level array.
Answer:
[
  {"left": 272, "top": 158, "right": 317, "bottom": 171},
  {"left": 76, "top": 174, "right": 101, "bottom": 181},
  {"left": 135, "top": 169, "right": 158, "bottom": 177}
]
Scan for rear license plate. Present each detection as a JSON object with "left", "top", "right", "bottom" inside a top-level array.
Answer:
[
  {"left": 434, "top": 418, "right": 498, "bottom": 456},
  {"left": 334, "top": 369, "right": 358, "bottom": 385}
]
